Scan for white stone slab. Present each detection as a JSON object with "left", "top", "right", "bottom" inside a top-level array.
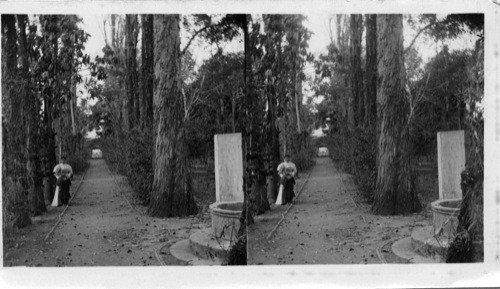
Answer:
[
  {"left": 437, "top": 130, "right": 466, "bottom": 200},
  {"left": 214, "top": 133, "right": 244, "bottom": 202}
]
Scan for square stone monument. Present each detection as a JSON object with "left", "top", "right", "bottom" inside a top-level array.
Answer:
[
  {"left": 437, "top": 130, "right": 466, "bottom": 200},
  {"left": 214, "top": 133, "right": 244, "bottom": 202}
]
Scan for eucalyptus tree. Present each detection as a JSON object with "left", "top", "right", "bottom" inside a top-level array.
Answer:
[
  {"left": 371, "top": 15, "right": 421, "bottom": 215},
  {"left": 125, "top": 14, "right": 139, "bottom": 130},
  {"left": 350, "top": 14, "right": 363, "bottom": 127},
  {"left": 2, "top": 14, "right": 32, "bottom": 229},
  {"left": 363, "top": 15, "right": 377, "bottom": 128},
  {"left": 2, "top": 15, "right": 91, "bottom": 230},
  {"left": 244, "top": 15, "right": 311, "bottom": 215},
  {"left": 17, "top": 15, "right": 46, "bottom": 216},
  {"left": 36, "top": 15, "right": 91, "bottom": 200},
  {"left": 140, "top": 14, "right": 154, "bottom": 129},
  {"left": 148, "top": 14, "right": 245, "bottom": 217},
  {"left": 148, "top": 15, "right": 199, "bottom": 217}
]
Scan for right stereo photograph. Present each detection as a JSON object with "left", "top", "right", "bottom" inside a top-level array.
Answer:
[{"left": 245, "top": 13, "right": 484, "bottom": 265}]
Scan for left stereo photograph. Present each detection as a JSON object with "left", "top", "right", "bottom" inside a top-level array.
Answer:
[{"left": 1, "top": 14, "right": 247, "bottom": 266}]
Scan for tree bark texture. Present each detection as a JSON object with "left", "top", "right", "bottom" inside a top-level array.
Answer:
[
  {"left": 243, "top": 15, "right": 251, "bottom": 225},
  {"left": 2, "top": 15, "right": 32, "bottom": 228},
  {"left": 337, "top": 15, "right": 354, "bottom": 127},
  {"left": 372, "top": 15, "right": 421, "bottom": 215},
  {"left": 292, "top": 30, "right": 302, "bottom": 135},
  {"left": 245, "top": 15, "right": 273, "bottom": 221},
  {"left": 2, "top": 15, "right": 19, "bottom": 131},
  {"left": 295, "top": 70, "right": 302, "bottom": 134},
  {"left": 264, "top": 75, "right": 281, "bottom": 202},
  {"left": 17, "top": 15, "right": 47, "bottom": 215},
  {"left": 350, "top": 14, "right": 364, "bottom": 127},
  {"left": 140, "top": 14, "right": 154, "bottom": 129},
  {"left": 364, "top": 14, "right": 377, "bottom": 128},
  {"left": 125, "top": 14, "right": 139, "bottom": 130},
  {"left": 148, "top": 15, "right": 198, "bottom": 217}
]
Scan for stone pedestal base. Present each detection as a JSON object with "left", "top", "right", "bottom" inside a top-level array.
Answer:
[{"left": 169, "top": 228, "right": 235, "bottom": 265}]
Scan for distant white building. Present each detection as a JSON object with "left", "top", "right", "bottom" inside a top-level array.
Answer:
[
  {"left": 92, "top": 149, "right": 103, "bottom": 159},
  {"left": 317, "top": 147, "right": 329, "bottom": 157}
]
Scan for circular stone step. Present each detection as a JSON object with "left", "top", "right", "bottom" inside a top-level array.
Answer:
[
  {"left": 189, "top": 228, "right": 233, "bottom": 261},
  {"left": 411, "top": 226, "right": 450, "bottom": 259},
  {"left": 169, "top": 239, "right": 223, "bottom": 266},
  {"left": 392, "top": 237, "right": 443, "bottom": 263}
]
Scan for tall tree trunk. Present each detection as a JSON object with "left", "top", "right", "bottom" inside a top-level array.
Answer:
[
  {"left": 17, "top": 15, "right": 46, "bottom": 215},
  {"left": 293, "top": 30, "right": 302, "bottom": 135},
  {"left": 364, "top": 14, "right": 377, "bottom": 128},
  {"left": 243, "top": 15, "right": 253, "bottom": 225},
  {"left": 2, "top": 15, "right": 32, "bottom": 228},
  {"left": 2, "top": 15, "right": 18, "bottom": 129},
  {"left": 148, "top": 15, "right": 198, "bottom": 217},
  {"left": 295, "top": 71, "right": 302, "bottom": 134},
  {"left": 140, "top": 14, "right": 154, "bottom": 129},
  {"left": 372, "top": 15, "right": 421, "bottom": 215},
  {"left": 111, "top": 15, "right": 117, "bottom": 49},
  {"left": 338, "top": 15, "right": 354, "bottom": 127},
  {"left": 70, "top": 83, "right": 76, "bottom": 136},
  {"left": 125, "top": 14, "right": 139, "bottom": 130},
  {"left": 44, "top": 16, "right": 60, "bottom": 203},
  {"left": 267, "top": 16, "right": 283, "bottom": 203},
  {"left": 350, "top": 14, "right": 364, "bottom": 127},
  {"left": 266, "top": 80, "right": 281, "bottom": 202},
  {"left": 231, "top": 91, "right": 236, "bottom": 133}
]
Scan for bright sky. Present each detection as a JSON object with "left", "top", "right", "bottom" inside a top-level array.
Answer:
[
  {"left": 302, "top": 14, "right": 479, "bottom": 99},
  {"left": 304, "top": 13, "right": 478, "bottom": 60},
  {"left": 77, "top": 13, "right": 478, "bottom": 112},
  {"left": 80, "top": 14, "right": 243, "bottom": 66},
  {"left": 79, "top": 14, "right": 477, "bottom": 81},
  {"left": 78, "top": 14, "right": 243, "bottom": 108}
]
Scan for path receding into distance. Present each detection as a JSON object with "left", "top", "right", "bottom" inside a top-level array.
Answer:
[
  {"left": 4, "top": 158, "right": 209, "bottom": 266},
  {"left": 248, "top": 157, "right": 431, "bottom": 265}
]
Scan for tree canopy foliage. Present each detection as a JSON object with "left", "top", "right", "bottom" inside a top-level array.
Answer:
[{"left": 2, "top": 15, "right": 95, "bottom": 234}]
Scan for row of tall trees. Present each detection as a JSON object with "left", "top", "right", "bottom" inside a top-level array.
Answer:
[
  {"left": 4, "top": 15, "right": 483, "bottom": 263},
  {"left": 87, "top": 14, "right": 247, "bottom": 263},
  {"left": 89, "top": 14, "right": 245, "bottom": 217},
  {"left": 2, "top": 15, "right": 91, "bottom": 234},
  {"left": 244, "top": 15, "right": 314, "bottom": 219},
  {"left": 313, "top": 14, "right": 483, "bottom": 215}
]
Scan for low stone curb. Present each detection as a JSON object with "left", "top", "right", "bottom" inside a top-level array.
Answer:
[{"left": 189, "top": 228, "right": 230, "bottom": 260}]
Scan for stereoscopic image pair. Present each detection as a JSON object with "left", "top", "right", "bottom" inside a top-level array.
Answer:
[{"left": 2, "top": 14, "right": 484, "bottom": 266}]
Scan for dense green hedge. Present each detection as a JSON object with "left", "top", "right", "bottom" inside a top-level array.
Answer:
[
  {"left": 325, "top": 127, "right": 377, "bottom": 202},
  {"left": 290, "top": 146, "right": 316, "bottom": 174},
  {"left": 68, "top": 148, "right": 89, "bottom": 174},
  {"left": 98, "top": 128, "right": 154, "bottom": 204}
]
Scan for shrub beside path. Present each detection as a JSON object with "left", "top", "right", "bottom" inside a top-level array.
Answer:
[
  {"left": 3, "top": 158, "right": 209, "bottom": 266},
  {"left": 248, "top": 157, "right": 432, "bottom": 265}
]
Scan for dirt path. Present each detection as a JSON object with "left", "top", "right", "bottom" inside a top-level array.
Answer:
[
  {"left": 248, "top": 157, "right": 432, "bottom": 265},
  {"left": 3, "top": 159, "right": 210, "bottom": 266}
]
